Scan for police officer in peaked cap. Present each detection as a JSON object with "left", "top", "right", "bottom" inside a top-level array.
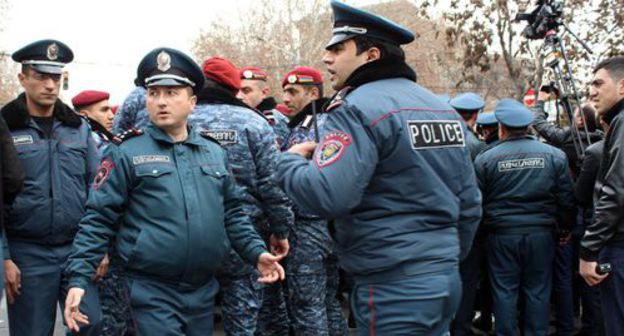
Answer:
[
  {"left": 474, "top": 99, "right": 575, "bottom": 335},
  {"left": 1, "top": 39, "right": 102, "bottom": 336},
  {"left": 63, "top": 47, "right": 285, "bottom": 335},
  {"left": 450, "top": 92, "right": 487, "bottom": 160},
  {"left": 276, "top": 1, "right": 482, "bottom": 334}
]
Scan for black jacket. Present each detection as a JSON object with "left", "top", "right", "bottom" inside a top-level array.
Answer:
[
  {"left": 0, "top": 113, "right": 25, "bottom": 257},
  {"left": 575, "top": 140, "right": 604, "bottom": 207},
  {"left": 580, "top": 99, "right": 624, "bottom": 261},
  {"left": 532, "top": 101, "right": 604, "bottom": 176}
]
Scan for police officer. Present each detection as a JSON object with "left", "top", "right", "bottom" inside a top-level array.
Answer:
[
  {"left": 63, "top": 47, "right": 285, "bottom": 335},
  {"left": 450, "top": 92, "right": 487, "bottom": 160},
  {"left": 0, "top": 39, "right": 102, "bottom": 336},
  {"left": 580, "top": 56, "right": 624, "bottom": 335},
  {"left": 112, "top": 85, "right": 149, "bottom": 134},
  {"left": 276, "top": 1, "right": 482, "bottom": 334},
  {"left": 187, "top": 56, "right": 293, "bottom": 335},
  {"left": 238, "top": 66, "right": 291, "bottom": 147},
  {"left": 474, "top": 99, "right": 575, "bottom": 335},
  {"left": 281, "top": 66, "right": 348, "bottom": 336},
  {"left": 72, "top": 90, "right": 118, "bottom": 155},
  {"left": 476, "top": 112, "right": 499, "bottom": 147}
]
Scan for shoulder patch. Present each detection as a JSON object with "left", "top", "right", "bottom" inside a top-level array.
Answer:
[
  {"left": 325, "top": 86, "right": 352, "bottom": 112},
  {"left": 115, "top": 128, "right": 144, "bottom": 143},
  {"left": 314, "top": 130, "right": 353, "bottom": 168},
  {"left": 199, "top": 130, "right": 225, "bottom": 147},
  {"left": 93, "top": 158, "right": 114, "bottom": 190}
]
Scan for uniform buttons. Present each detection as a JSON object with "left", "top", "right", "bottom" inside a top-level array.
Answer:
[
  {"left": 152, "top": 169, "right": 158, "bottom": 174},
  {"left": 215, "top": 172, "right": 221, "bottom": 176}
]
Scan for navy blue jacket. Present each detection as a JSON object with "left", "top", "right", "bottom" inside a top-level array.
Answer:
[
  {"left": 1, "top": 94, "right": 98, "bottom": 247},
  {"left": 475, "top": 135, "right": 575, "bottom": 233},
  {"left": 277, "top": 77, "right": 482, "bottom": 280}
]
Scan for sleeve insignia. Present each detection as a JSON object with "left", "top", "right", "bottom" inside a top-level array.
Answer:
[
  {"left": 93, "top": 158, "right": 115, "bottom": 190},
  {"left": 314, "top": 131, "right": 353, "bottom": 168}
]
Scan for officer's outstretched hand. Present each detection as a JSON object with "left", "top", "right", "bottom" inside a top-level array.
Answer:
[
  {"left": 269, "top": 234, "right": 290, "bottom": 257},
  {"left": 64, "top": 287, "right": 89, "bottom": 332},
  {"left": 4, "top": 259, "right": 21, "bottom": 304},
  {"left": 288, "top": 142, "right": 317, "bottom": 159},
  {"left": 579, "top": 259, "right": 608, "bottom": 286},
  {"left": 257, "top": 252, "right": 285, "bottom": 284}
]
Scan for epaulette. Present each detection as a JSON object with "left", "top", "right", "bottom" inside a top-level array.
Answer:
[
  {"left": 199, "top": 130, "right": 224, "bottom": 147},
  {"left": 262, "top": 110, "right": 276, "bottom": 126},
  {"left": 325, "top": 86, "right": 352, "bottom": 112},
  {"left": 251, "top": 108, "right": 269, "bottom": 122},
  {"left": 115, "top": 128, "right": 143, "bottom": 143}
]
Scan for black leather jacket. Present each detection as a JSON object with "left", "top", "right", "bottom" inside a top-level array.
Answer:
[{"left": 580, "top": 99, "right": 624, "bottom": 261}]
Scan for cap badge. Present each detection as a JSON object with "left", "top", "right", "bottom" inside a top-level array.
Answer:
[
  {"left": 47, "top": 43, "right": 59, "bottom": 61},
  {"left": 243, "top": 70, "right": 253, "bottom": 79},
  {"left": 287, "top": 74, "right": 298, "bottom": 84},
  {"left": 157, "top": 51, "right": 171, "bottom": 72}
]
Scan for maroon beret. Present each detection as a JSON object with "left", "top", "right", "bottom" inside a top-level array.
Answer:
[
  {"left": 202, "top": 57, "right": 241, "bottom": 92},
  {"left": 282, "top": 66, "right": 323, "bottom": 88},
  {"left": 71, "top": 90, "right": 110, "bottom": 109},
  {"left": 240, "top": 66, "right": 268, "bottom": 81}
]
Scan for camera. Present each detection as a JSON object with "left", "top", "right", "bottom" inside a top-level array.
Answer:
[
  {"left": 596, "top": 263, "right": 612, "bottom": 275},
  {"left": 515, "top": 0, "right": 564, "bottom": 40}
]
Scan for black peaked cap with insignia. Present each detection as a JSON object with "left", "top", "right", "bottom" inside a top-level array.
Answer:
[
  {"left": 136, "top": 47, "right": 205, "bottom": 94},
  {"left": 326, "top": 0, "right": 415, "bottom": 50},
  {"left": 12, "top": 39, "right": 73, "bottom": 75}
]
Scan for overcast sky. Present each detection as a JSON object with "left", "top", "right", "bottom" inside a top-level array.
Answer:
[{"left": 1, "top": 0, "right": 377, "bottom": 105}]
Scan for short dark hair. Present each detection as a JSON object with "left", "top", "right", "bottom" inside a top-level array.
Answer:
[
  {"left": 580, "top": 104, "right": 597, "bottom": 132},
  {"left": 303, "top": 84, "right": 324, "bottom": 99},
  {"left": 594, "top": 56, "right": 624, "bottom": 82},
  {"left": 352, "top": 36, "right": 405, "bottom": 61},
  {"left": 21, "top": 64, "right": 33, "bottom": 74}
]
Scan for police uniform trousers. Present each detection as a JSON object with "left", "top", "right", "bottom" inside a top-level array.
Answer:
[
  {"left": 598, "top": 242, "right": 624, "bottom": 336},
  {"left": 7, "top": 241, "right": 102, "bottom": 336},
  {"left": 284, "top": 217, "right": 333, "bottom": 335},
  {"left": 256, "top": 227, "right": 290, "bottom": 336},
  {"left": 217, "top": 218, "right": 273, "bottom": 336},
  {"left": 125, "top": 276, "right": 218, "bottom": 336},
  {"left": 350, "top": 266, "right": 461, "bottom": 336},
  {"left": 487, "top": 231, "right": 554, "bottom": 336},
  {"left": 325, "top": 250, "right": 349, "bottom": 336},
  {"left": 452, "top": 231, "right": 492, "bottom": 336},
  {"left": 98, "top": 246, "right": 135, "bottom": 336}
]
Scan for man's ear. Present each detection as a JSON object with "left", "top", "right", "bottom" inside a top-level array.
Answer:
[
  {"left": 17, "top": 72, "right": 25, "bottom": 85},
  {"left": 618, "top": 77, "right": 624, "bottom": 97},
  {"left": 77, "top": 109, "right": 88, "bottom": 117},
  {"left": 367, "top": 47, "right": 381, "bottom": 62}
]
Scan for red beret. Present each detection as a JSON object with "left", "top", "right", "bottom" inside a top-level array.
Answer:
[
  {"left": 72, "top": 90, "right": 110, "bottom": 109},
  {"left": 282, "top": 66, "right": 323, "bottom": 88},
  {"left": 240, "top": 66, "right": 268, "bottom": 81},
  {"left": 202, "top": 57, "right": 241, "bottom": 92}
]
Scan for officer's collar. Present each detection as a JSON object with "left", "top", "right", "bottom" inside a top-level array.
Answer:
[
  {"left": 0, "top": 93, "right": 82, "bottom": 130},
  {"left": 501, "top": 134, "right": 535, "bottom": 142},
  {"left": 340, "top": 54, "right": 416, "bottom": 92},
  {"left": 288, "top": 97, "right": 329, "bottom": 129},
  {"left": 146, "top": 123, "right": 204, "bottom": 146}
]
